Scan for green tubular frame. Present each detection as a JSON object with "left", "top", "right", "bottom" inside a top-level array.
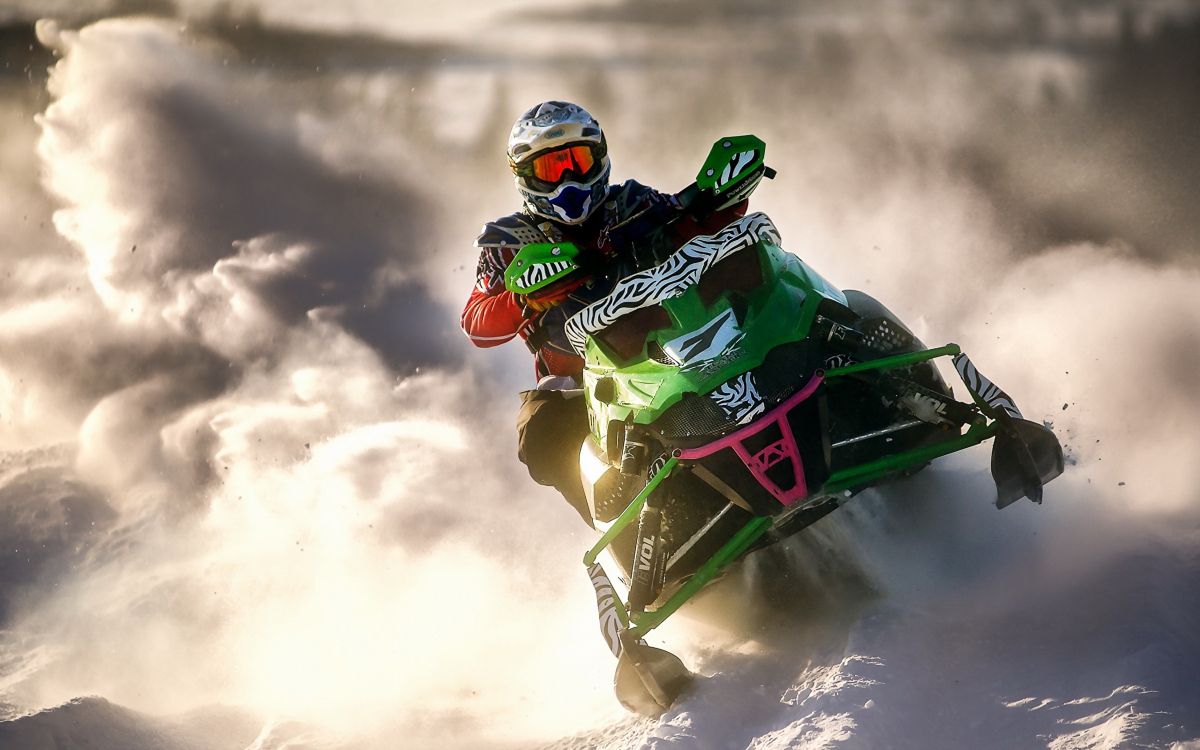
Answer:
[
  {"left": 626, "top": 515, "right": 773, "bottom": 638},
  {"left": 823, "top": 343, "right": 961, "bottom": 378},
  {"left": 582, "top": 343, "right": 997, "bottom": 639},
  {"left": 824, "top": 421, "right": 997, "bottom": 492},
  {"left": 822, "top": 343, "right": 999, "bottom": 490},
  {"left": 581, "top": 451, "right": 773, "bottom": 638}
]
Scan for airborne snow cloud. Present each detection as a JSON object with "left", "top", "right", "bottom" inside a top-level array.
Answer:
[{"left": 2, "top": 16, "right": 616, "bottom": 748}]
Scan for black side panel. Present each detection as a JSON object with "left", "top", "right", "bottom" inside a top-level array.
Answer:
[
  {"left": 843, "top": 290, "right": 918, "bottom": 340},
  {"left": 843, "top": 290, "right": 949, "bottom": 390},
  {"left": 821, "top": 289, "right": 960, "bottom": 474}
]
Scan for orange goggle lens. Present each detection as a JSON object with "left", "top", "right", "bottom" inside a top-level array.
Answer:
[{"left": 530, "top": 145, "right": 597, "bottom": 184}]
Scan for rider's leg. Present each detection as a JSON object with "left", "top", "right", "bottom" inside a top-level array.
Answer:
[{"left": 516, "top": 388, "right": 593, "bottom": 526}]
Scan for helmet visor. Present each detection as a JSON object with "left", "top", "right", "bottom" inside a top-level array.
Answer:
[{"left": 517, "top": 144, "right": 602, "bottom": 191}]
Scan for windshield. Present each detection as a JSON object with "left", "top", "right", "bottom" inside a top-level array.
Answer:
[
  {"left": 564, "top": 212, "right": 782, "bottom": 357},
  {"left": 596, "top": 245, "right": 764, "bottom": 363}
]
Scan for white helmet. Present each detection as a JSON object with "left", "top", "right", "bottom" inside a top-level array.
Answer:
[{"left": 507, "top": 101, "right": 610, "bottom": 225}]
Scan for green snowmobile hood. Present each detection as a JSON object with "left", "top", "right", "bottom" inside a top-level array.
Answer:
[{"left": 576, "top": 214, "right": 847, "bottom": 449}]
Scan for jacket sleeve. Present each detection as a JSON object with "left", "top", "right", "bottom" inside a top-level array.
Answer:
[{"left": 460, "top": 245, "right": 530, "bottom": 348}]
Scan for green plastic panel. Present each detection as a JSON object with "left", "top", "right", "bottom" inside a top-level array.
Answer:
[
  {"left": 504, "top": 241, "right": 583, "bottom": 295},
  {"left": 696, "top": 135, "right": 767, "bottom": 196}
]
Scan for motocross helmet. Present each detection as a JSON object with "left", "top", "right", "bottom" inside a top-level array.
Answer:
[{"left": 507, "top": 101, "right": 610, "bottom": 225}]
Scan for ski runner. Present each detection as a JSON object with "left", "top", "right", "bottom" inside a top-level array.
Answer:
[{"left": 461, "top": 101, "right": 745, "bottom": 524}]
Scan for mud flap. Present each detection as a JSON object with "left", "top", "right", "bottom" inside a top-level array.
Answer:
[
  {"left": 991, "top": 415, "right": 1064, "bottom": 508},
  {"left": 613, "top": 635, "right": 692, "bottom": 716}
]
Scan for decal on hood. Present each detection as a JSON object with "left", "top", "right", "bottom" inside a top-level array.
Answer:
[
  {"left": 711, "top": 371, "right": 766, "bottom": 425},
  {"left": 663, "top": 309, "right": 744, "bottom": 368}
]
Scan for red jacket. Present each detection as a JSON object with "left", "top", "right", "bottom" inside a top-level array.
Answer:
[{"left": 460, "top": 278, "right": 584, "bottom": 377}]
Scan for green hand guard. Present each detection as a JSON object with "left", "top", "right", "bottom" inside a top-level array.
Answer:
[{"left": 504, "top": 242, "right": 584, "bottom": 296}]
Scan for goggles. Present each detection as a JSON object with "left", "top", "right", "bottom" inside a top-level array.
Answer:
[{"left": 516, "top": 143, "right": 604, "bottom": 191}]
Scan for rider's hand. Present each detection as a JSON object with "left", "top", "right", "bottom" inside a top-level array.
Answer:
[
  {"left": 520, "top": 275, "right": 585, "bottom": 314},
  {"left": 522, "top": 293, "right": 563, "bottom": 314}
]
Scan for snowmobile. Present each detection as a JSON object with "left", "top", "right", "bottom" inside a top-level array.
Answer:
[{"left": 504, "top": 135, "right": 1064, "bottom": 715}]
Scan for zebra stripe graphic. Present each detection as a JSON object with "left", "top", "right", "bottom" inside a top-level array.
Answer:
[
  {"left": 514, "top": 260, "right": 572, "bottom": 291},
  {"left": 953, "top": 353, "right": 1023, "bottom": 420},
  {"left": 719, "top": 150, "right": 757, "bottom": 188},
  {"left": 711, "top": 371, "right": 767, "bottom": 425},
  {"left": 587, "top": 563, "right": 624, "bottom": 657},
  {"left": 564, "top": 212, "right": 780, "bottom": 355}
]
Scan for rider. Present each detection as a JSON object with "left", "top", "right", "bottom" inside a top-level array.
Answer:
[{"left": 461, "top": 101, "right": 745, "bottom": 524}]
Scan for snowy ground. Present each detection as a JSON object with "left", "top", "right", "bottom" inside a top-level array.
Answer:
[{"left": 545, "top": 469, "right": 1200, "bottom": 749}]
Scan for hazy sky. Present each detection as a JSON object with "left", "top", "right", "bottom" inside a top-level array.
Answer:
[{"left": 1, "top": 0, "right": 626, "bottom": 40}]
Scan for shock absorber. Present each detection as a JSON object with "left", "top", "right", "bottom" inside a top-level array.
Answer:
[
  {"left": 623, "top": 425, "right": 667, "bottom": 614},
  {"left": 628, "top": 487, "right": 666, "bottom": 614}
]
